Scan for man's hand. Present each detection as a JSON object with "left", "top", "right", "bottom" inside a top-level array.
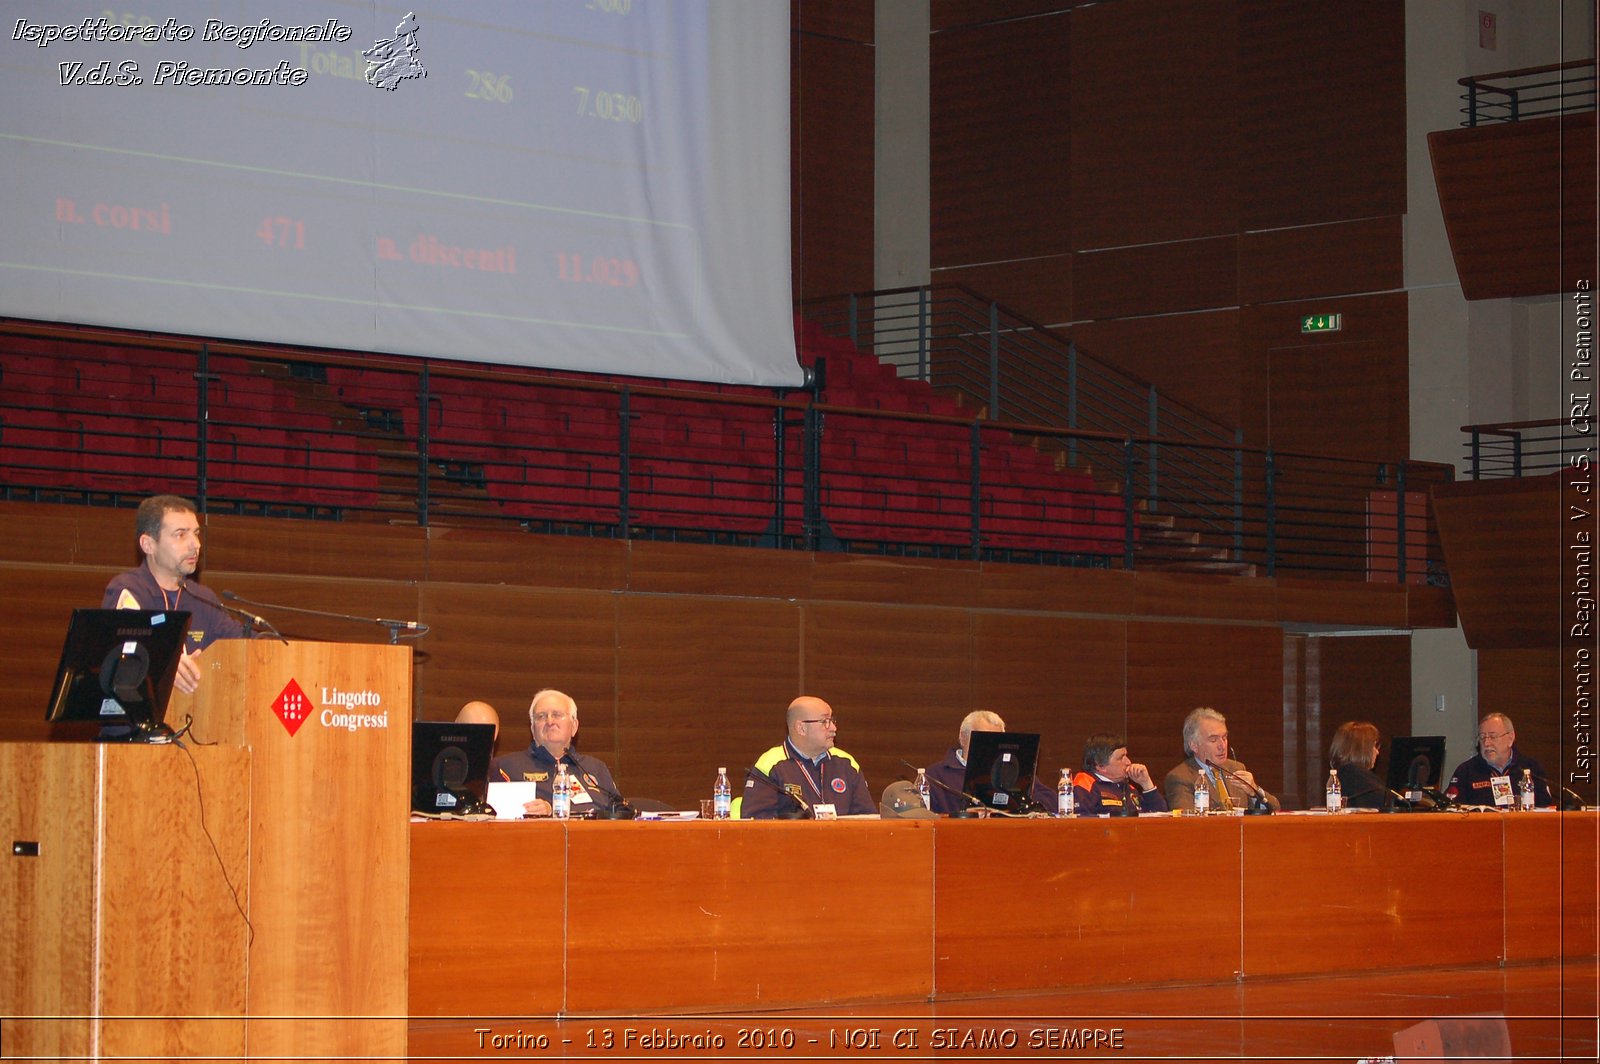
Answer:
[
  {"left": 522, "top": 798, "right": 552, "bottom": 818},
  {"left": 174, "top": 647, "right": 202, "bottom": 694},
  {"left": 1127, "top": 762, "right": 1156, "bottom": 791}
]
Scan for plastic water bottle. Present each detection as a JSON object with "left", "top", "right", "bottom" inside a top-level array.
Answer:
[
  {"left": 553, "top": 762, "right": 571, "bottom": 820},
  {"left": 1326, "top": 768, "right": 1342, "bottom": 812},
  {"left": 914, "top": 768, "right": 930, "bottom": 809},
  {"left": 1194, "top": 769, "right": 1212, "bottom": 815},
  {"left": 1519, "top": 768, "right": 1535, "bottom": 811},
  {"left": 713, "top": 766, "right": 731, "bottom": 819},
  {"left": 1056, "top": 769, "right": 1074, "bottom": 817}
]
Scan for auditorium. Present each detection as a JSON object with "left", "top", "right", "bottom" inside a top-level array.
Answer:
[{"left": 1, "top": 2, "right": 1595, "bottom": 1061}]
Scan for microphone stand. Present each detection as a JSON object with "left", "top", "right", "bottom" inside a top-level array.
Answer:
[
  {"left": 223, "top": 590, "right": 428, "bottom": 644},
  {"left": 180, "top": 580, "right": 289, "bottom": 644}
]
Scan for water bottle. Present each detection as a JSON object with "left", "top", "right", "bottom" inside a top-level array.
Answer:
[
  {"left": 1194, "top": 769, "right": 1212, "bottom": 814},
  {"left": 1326, "top": 768, "right": 1342, "bottom": 812},
  {"left": 914, "top": 768, "right": 930, "bottom": 810},
  {"left": 1056, "top": 768, "right": 1074, "bottom": 817},
  {"left": 552, "top": 762, "right": 571, "bottom": 820},
  {"left": 1519, "top": 768, "right": 1535, "bottom": 811},
  {"left": 713, "top": 766, "right": 731, "bottom": 819}
]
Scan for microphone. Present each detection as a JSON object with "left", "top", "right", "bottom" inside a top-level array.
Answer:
[
  {"left": 1207, "top": 759, "right": 1274, "bottom": 815},
  {"left": 1115, "top": 780, "right": 1143, "bottom": 817},
  {"left": 1522, "top": 770, "right": 1588, "bottom": 810},
  {"left": 899, "top": 759, "right": 980, "bottom": 817},
  {"left": 223, "top": 589, "right": 429, "bottom": 644},
  {"left": 563, "top": 751, "right": 635, "bottom": 820},
  {"left": 183, "top": 582, "right": 289, "bottom": 643},
  {"left": 743, "top": 765, "right": 810, "bottom": 819}
]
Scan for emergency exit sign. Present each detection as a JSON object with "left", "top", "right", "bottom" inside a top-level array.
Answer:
[{"left": 1300, "top": 313, "right": 1342, "bottom": 334}]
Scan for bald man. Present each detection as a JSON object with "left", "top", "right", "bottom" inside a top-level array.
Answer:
[
  {"left": 741, "top": 696, "right": 873, "bottom": 819},
  {"left": 455, "top": 700, "right": 501, "bottom": 751}
]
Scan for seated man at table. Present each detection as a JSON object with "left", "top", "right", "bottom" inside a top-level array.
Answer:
[
  {"left": 1072, "top": 732, "right": 1168, "bottom": 815},
  {"left": 1444, "top": 712, "right": 1553, "bottom": 808},
  {"left": 740, "top": 696, "right": 874, "bottom": 818},
  {"left": 491, "top": 689, "right": 622, "bottom": 817},
  {"left": 926, "top": 710, "right": 1057, "bottom": 815},
  {"left": 1164, "top": 706, "right": 1280, "bottom": 812}
]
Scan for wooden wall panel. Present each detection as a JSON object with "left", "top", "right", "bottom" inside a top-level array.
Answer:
[
  {"left": 1072, "top": 236, "right": 1239, "bottom": 322},
  {"left": 424, "top": 525, "right": 627, "bottom": 591},
  {"left": 205, "top": 511, "right": 426, "bottom": 580},
  {"left": 415, "top": 584, "right": 619, "bottom": 758},
  {"left": 1126, "top": 621, "right": 1285, "bottom": 797},
  {"left": 793, "top": 30, "right": 874, "bottom": 300},
  {"left": 1237, "top": 0, "right": 1405, "bottom": 230},
  {"left": 932, "top": 0, "right": 1079, "bottom": 32},
  {"left": 803, "top": 602, "right": 974, "bottom": 793},
  {"left": 793, "top": 0, "right": 874, "bottom": 42},
  {"left": 1245, "top": 290, "right": 1409, "bottom": 458},
  {"left": 930, "top": 13, "right": 1072, "bottom": 267},
  {"left": 931, "top": 256, "right": 1073, "bottom": 327},
  {"left": 1429, "top": 115, "right": 1598, "bottom": 300},
  {"left": 971, "top": 613, "right": 1128, "bottom": 773},
  {"left": 1239, "top": 217, "right": 1403, "bottom": 305},
  {"left": 1068, "top": 0, "right": 1238, "bottom": 250},
  {"left": 617, "top": 595, "right": 801, "bottom": 805},
  {"left": 1477, "top": 646, "right": 1563, "bottom": 793},
  {"left": 1432, "top": 476, "right": 1561, "bottom": 650},
  {"left": 1308, "top": 634, "right": 1412, "bottom": 807},
  {"left": 0, "top": 563, "right": 113, "bottom": 742},
  {"left": 1068, "top": 310, "right": 1244, "bottom": 428}
]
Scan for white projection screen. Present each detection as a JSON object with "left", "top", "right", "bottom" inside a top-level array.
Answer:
[{"left": 0, "top": 1, "right": 803, "bottom": 387}]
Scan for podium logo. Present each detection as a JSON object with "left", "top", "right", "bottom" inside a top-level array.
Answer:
[{"left": 272, "top": 679, "right": 313, "bottom": 737}]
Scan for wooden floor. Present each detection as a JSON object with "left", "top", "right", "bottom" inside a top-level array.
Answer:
[{"left": 409, "top": 960, "right": 1598, "bottom": 1062}]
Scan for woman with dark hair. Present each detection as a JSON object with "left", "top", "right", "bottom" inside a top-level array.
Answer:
[{"left": 1329, "top": 721, "right": 1390, "bottom": 810}]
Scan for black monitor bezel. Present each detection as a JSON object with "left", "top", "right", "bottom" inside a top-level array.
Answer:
[
  {"left": 411, "top": 720, "right": 495, "bottom": 814},
  {"left": 45, "top": 608, "right": 192, "bottom": 737},
  {"left": 961, "top": 729, "right": 1042, "bottom": 813},
  {"left": 1384, "top": 734, "right": 1447, "bottom": 795}
]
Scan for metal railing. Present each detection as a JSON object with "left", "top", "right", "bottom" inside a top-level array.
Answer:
[
  {"left": 1460, "top": 59, "right": 1597, "bottom": 126},
  {"left": 1463, "top": 418, "right": 1597, "bottom": 478},
  {"left": 799, "top": 283, "right": 1242, "bottom": 538},
  {"left": 0, "top": 321, "right": 1450, "bottom": 583}
]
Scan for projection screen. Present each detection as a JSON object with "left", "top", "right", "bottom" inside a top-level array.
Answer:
[{"left": 0, "top": 1, "right": 803, "bottom": 387}]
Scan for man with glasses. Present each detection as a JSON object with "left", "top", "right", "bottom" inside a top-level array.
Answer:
[
  {"left": 1444, "top": 713, "right": 1552, "bottom": 808},
  {"left": 492, "top": 689, "right": 622, "bottom": 817},
  {"left": 740, "top": 696, "right": 873, "bottom": 819}
]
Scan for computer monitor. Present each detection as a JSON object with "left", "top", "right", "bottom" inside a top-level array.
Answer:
[
  {"left": 1384, "top": 735, "right": 1446, "bottom": 800},
  {"left": 412, "top": 721, "right": 495, "bottom": 816},
  {"left": 45, "top": 608, "right": 192, "bottom": 742},
  {"left": 961, "top": 730, "right": 1043, "bottom": 814}
]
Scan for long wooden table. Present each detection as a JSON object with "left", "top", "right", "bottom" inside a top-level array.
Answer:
[{"left": 410, "top": 811, "right": 1598, "bottom": 1020}]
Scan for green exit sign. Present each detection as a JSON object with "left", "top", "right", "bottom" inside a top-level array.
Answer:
[{"left": 1301, "top": 313, "right": 1343, "bottom": 334}]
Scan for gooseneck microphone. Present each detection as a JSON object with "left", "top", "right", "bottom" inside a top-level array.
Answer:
[
  {"left": 899, "top": 759, "right": 981, "bottom": 817},
  {"left": 181, "top": 581, "right": 288, "bottom": 643},
  {"left": 1207, "top": 760, "right": 1274, "bottom": 816},
  {"left": 563, "top": 751, "right": 635, "bottom": 820},
  {"left": 743, "top": 765, "right": 810, "bottom": 819},
  {"left": 222, "top": 589, "right": 429, "bottom": 644}
]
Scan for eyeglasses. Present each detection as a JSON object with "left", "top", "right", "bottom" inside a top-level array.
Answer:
[
  {"left": 1478, "top": 731, "right": 1510, "bottom": 743},
  {"left": 799, "top": 717, "right": 838, "bottom": 728}
]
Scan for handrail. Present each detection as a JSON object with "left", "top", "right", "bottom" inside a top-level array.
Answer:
[
  {"left": 1, "top": 319, "right": 1452, "bottom": 584},
  {"left": 1458, "top": 58, "right": 1596, "bottom": 126},
  {"left": 1461, "top": 417, "right": 1595, "bottom": 479}
]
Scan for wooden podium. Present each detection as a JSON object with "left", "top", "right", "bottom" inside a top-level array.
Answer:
[{"left": 1, "top": 639, "right": 411, "bottom": 1063}]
